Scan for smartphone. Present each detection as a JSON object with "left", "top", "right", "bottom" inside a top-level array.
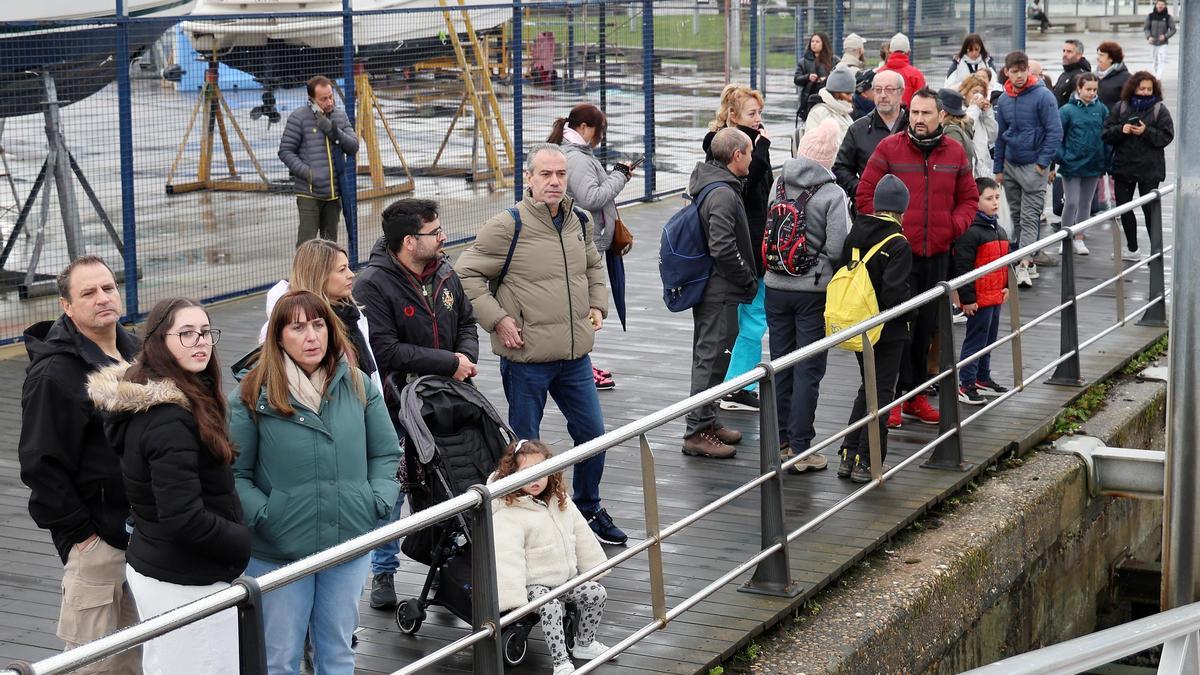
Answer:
[
  {"left": 629, "top": 154, "right": 646, "bottom": 170},
  {"left": 1126, "top": 116, "right": 1143, "bottom": 125}
]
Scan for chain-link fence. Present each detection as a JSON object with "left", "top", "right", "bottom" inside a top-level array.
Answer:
[{"left": 0, "top": 0, "right": 1039, "bottom": 345}]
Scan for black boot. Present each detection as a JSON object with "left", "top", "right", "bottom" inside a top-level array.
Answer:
[{"left": 370, "top": 572, "right": 398, "bottom": 610}]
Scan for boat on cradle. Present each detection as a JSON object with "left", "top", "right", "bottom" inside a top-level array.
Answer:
[{"left": 0, "top": 0, "right": 198, "bottom": 118}]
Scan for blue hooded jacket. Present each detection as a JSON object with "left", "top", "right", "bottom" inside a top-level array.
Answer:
[
  {"left": 994, "top": 78, "right": 1063, "bottom": 172},
  {"left": 1055, "top": 96, "right": 1109, "bottom": 178}
]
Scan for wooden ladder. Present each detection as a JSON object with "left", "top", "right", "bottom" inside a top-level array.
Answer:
[{"left": 439, "top": 0, "right": 514, "bottom": 189}]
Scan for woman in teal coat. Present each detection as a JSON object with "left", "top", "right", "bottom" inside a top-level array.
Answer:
[
  {"left": 1055, "top": 73, "right": 1108, "bottom": 256},
  {"left": 229, "top": 289, "right": 400, "bottom": 675}
]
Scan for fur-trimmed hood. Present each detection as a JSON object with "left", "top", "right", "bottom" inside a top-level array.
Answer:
[{"left": 87, "top": 362, "right": 190, "bottom": 414}]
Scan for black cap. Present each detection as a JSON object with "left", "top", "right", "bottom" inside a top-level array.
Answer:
[{"left": 938, "top": 87, "right": 966, "bottom": 117}]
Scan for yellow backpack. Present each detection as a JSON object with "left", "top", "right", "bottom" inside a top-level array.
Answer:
[{"left": 824, "top": 232, "right": 905, "bottom": 352}]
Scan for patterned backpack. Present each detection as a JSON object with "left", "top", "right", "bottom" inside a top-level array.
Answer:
[{"left": 762, "top": 178, "right": 832, "bottom": 277}]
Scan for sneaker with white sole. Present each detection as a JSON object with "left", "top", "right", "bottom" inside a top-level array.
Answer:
[
  {"left": 951, "top": 306, "right": 967, "bottom": 324},
  {"left": 552, "top": 662, "right": 576, "bottom": 675},
  {"left": 1072, "top": 239, "right": 1089, "bottom": 255},
  {"left": 572, "top": 640, "right": 615, "bottom": 661},
  {"left": 1027, "top": 263, "right": 1040, "bottom": 279},
  {"left": 1122, "top": 249, "right": 1142, "bottom": 262},
  {"left": 719, "top": 389, "right": 760, "bottom": 412},
  {"left": 958, "top": 385, "right": 985, "bottom": 405},
  {"left": 1016, "top": 264, "right": 1033, "bottom": 289}
]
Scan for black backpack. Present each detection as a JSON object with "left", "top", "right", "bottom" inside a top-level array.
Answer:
[{"left": 762, "top": 178, "right": 832, "bottom": 277}]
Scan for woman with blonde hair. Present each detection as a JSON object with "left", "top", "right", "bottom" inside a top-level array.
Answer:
[
  {"left": 958, "top": 72, "right": 998, "bottom": 178},
  {"left": 704, "top": 84, "right": 773, "bottom": 412},
  {"left": 230, "top": 289, "right": 401, "bottom": 674}
]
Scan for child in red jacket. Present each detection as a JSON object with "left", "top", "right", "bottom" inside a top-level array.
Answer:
[{"left": 953, "top": 178, "right": 1012, "bottom": 405}]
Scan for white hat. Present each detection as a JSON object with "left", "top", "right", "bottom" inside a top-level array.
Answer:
[
  {"left": 843, "top": 33, "right": 865, "bottom": 52},
  {"left": 890, "top": 32, "right": 911, "bottom": 54}
]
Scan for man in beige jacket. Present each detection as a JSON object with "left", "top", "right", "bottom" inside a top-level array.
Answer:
[{"left": 455, "top": 143, "right": 626, "bottom": 546}]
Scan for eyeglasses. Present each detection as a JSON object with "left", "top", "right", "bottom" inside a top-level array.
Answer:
[
  {"left": 872, "top": 86, "right": 901, "bottom": 95},
  {"left": 411, "top": 227, "right": 444, "bottom": 238},
  {"left": 166, "top": 329, "right": 221, "bottom": 347}
]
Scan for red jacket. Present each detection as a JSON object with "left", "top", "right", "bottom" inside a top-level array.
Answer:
[
  {"left": 952, "top": 213, "right": 1010, "bottom": 307},
  {"left": 855, "top": 130, "right": 979, "bottom": 257},
  {"left": 878, "top": 52, "right": 927, "bottom": 106}
]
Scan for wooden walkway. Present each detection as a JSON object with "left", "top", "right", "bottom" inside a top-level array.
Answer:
[{"left": 0, "top": 193, "right": 1173, "bottom": 673}]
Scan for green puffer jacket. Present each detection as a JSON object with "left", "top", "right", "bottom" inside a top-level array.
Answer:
[
  {"left": 228, "top": 359, "right": 401, "bottom": 564},
  {"left": 454, "top": 193, "right": 608, "bottom": 363}
]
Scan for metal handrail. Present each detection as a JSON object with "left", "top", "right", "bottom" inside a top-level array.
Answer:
[{"left": 4, "top": 186, "right": 1174, "bottom": 675}]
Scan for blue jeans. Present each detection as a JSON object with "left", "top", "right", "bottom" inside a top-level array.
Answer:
[
  {"left": 959, "top": 304, "right": 1001, "bottom": 386},
  {"left": 370, "top": 491, "right": 406, "bottom": 575},
  {"left": 765, "top": 288, "right": 829, "bottom": 450},
  {"left": 245, "top": 555, "right": 370, "bottom": 675},
  {"left": 499, "top": 355, "right": 606, "bottom": 515},
  {"left": 723, "top": 279, "right": 767, "bottom": 392}
]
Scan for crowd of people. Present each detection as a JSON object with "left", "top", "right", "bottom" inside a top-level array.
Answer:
[{"left": 14, "top": 18, "right": 1177, "bottom": 675}]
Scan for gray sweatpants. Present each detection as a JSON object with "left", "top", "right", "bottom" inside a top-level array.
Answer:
[
  {"left": 1003, "top": 162, "right": 1048, "bottom": 256},
  {"left": 1061, "top": 176, "right": 1100, "bottom": 234}
]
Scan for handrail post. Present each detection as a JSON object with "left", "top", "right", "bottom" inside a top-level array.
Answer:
[
  {"left": 231, "top": 575, "right": 268, "bottom": 675},
  {"left": 862, "top": 337, "right": 884, "bottom": 480},
  {"left": 1006, "top": 266, "right": 1026, "bottom": 389},
  {"left": 467, "top": 485, "right": 504, "bottom": 674},
  {"left": 1112, "top": 205, "right": 1127, "bottom": 324},
  {"left": 639, "top": 434, "right": 667, "bottom": 621},
  {"left": 922, "top": 283, "right": 972, "bottom": 472},
  {"left": 1048, "top": 236, "right": 1085, "bottom": 386},
  {"left": 741, "top": 363, "right": 800, "bottom": 597},
  {"left": 1137, "top": 190, "right": 1168, "bottom": 327}
]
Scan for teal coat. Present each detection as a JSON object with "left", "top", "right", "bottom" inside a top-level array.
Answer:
[
  {"left": 1055, "top": 97, "right": 1109, "bottom": 178},
  {"left": 229, "top": 360, "right": 401, "bottom": 564}
]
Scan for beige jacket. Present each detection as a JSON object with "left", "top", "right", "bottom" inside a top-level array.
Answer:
[
  {"left": 455, "top": 194, "right": 607, "bottom": 363},
  {"left": 492, "top": 490, "right": 608, "bottom": 612}
]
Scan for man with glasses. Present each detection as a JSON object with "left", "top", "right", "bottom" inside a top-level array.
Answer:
[
  {"left": 834, "top": 69, "right": 909, "bottom": 211},
  {"left": 353, "top": 198, "right": 479, "bottom": 608},
  {"left": 19, "top": 255, "right": 141, "bottom": 674}
]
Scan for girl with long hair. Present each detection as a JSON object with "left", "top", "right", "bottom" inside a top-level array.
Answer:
[
  {"left": 88, "top": 298, "right": 249, "bottom": 674},
  {"left": 492, "top": 440, "right": 610, "bottom": 675},
  {"left": 230, "top": 290, "right": 401, "bottom": 674},
  {"left": 1056, "top": 73, "right": 1108, "bottom": 255},
  {"left": 944, "top": 33, "right": 997, "bottom": 90},
  {"left": 794, "top": 31, "right": 835, "bottom": 122}
]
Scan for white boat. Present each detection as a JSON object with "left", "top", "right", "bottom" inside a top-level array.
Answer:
[{"left": 1, "top": 0, "right": 198, "bottom": 117}]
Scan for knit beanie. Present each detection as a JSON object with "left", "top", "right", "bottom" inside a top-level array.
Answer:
[
  {"left": 874, "top": 174, "right": 910, "bottom": 213},
  {"left": 797, "top": 119, "right": 841, "bottom": 169},
  {"left": 890, "top": 32, "right": 911, "bottom": 54},
  {"left": 825, "top": 67, "right": 856, "bottom": 94},
  {"left": 843, "top": 33, "right": 865, "bottom": 53}
]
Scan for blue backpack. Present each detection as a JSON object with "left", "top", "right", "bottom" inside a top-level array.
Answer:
[{"left": 659, "top": 182, "right": 729, "bottom": 312}]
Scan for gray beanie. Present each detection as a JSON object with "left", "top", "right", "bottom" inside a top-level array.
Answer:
[
  {"left": 825, "top": 67, "right": 856, "bottom": 94},
  {"left": 874, "top": 175, "right": 910, "bottom": 213}
]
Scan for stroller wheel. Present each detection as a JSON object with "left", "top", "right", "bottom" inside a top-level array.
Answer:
[
  {"left": 502, "top": 628, "right": 528, "bottom": 667},
  {"left": 564, "top": 605, "right": 579, "bottom": 652},
  {"left": 395, "top": 600, "right": 423, "bottom": 635}
]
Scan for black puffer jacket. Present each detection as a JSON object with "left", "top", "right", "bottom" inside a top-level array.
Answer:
[
  {"left": 89, "top": 363, "right": 250, "bottom": 585},
  {"left": 1053, "top": 57, "right": 1092, "bottom": 107},
  {"left": 1101, "top": 99, "right": 1175, "bottom": 184},
  {"left": 704, "top": 125, "right": 773, "bottom": 276},
  {"left": 794, "top": 52, "right": 834, "bottom": 120},
  {"left": 838, "top": 212, "right": 914, "bottom": 341},
  {"left": 355, "top": 239, "right": 479, "bottom": 408},
  {"left": 18, "top": 316, "right": 139, "bottom": 564},
  {"left": 833, "top": 107, "right": 909, "bottom": 207}
]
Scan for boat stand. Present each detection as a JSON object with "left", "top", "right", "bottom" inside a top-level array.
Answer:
[
  {"left": 0, "top": 72, "right": 128, "bottom": 299},
  {"left": 165, "top": 58, "right": 270, "bottom": 194},
  {"left": 353, "top": 63, "right": 415, "bottom": 200}
]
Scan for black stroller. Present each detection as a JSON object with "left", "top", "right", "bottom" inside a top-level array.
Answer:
[{"left": 391, "top": 376, "right": 579, "bottom": 667}]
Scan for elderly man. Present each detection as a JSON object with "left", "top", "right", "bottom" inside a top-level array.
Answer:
[
  {"left": 834, "top": 69, "right": 909, "bottom": 210},
  {"left": 455, "top": 143, "right": 626, "bottom": 546}
]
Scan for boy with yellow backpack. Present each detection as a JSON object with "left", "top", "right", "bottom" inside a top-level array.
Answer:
[{"left": 826, "top": 175, "right": 913, "bottom": 483}]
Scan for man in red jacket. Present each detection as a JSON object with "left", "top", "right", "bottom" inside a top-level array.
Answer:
[
  {"left": 877, "top": 33, "right": 926, "bottom": 106},
  {"left": 856, "top": 87, "right": 979, "bottom": 427}
]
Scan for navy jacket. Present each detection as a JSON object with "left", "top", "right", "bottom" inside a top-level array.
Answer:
[{"left": 994, "top": 79, "right": 1063, "bottom": 172}]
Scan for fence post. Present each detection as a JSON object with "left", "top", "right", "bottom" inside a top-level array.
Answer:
[
  {"left": 1048, "top": 237, "right": 1085, "bottom": 386},
  {"left": 1013, "top": 0, "right": 1027, "bottom": 52},
  {"left": 513, "top": 0, "right": 524, "bottom": 201},
  {"left": 341, "top": 0, "right": 359, "bottom": 264},
  {"left": 749, "top": 0, "right": 758, "bottom": 89},
  {"left": 467, "top": 485, "right": 504, "bottom": 674},
  {"left": 114, "top": 1, "right": 139, "bottom": 321},
  {"left": 922, "top": 283, "right": 973, "bottom": 472},
  {"left": 1137, "top": 190, "right": 1168, "bottom": 327},
  {"left": 834, "top": 0, "right": 845, "bottom": 61},
  {"left": 231, "top": 575, "right": 268, "bottom": 675},
  {"left": 906, "top": 0, "right": 917, "bottom": 49},
  {"left": 642, "top": 0, "right": 655, "bottom": 201},
  {"left": 742, "top": 364, "right": 801, "bottom": 597},
  {"left": 598, "top": 2, "right": 607, "bottom": 166},
  {"left": 969, "top": 0, "right": 977, "bottom": 32}
]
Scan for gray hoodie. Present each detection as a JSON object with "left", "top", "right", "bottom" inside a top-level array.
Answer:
[
  {"left": 764, "top": 157, "right": 850, "bottom": 293},
  {"left": 562, "top": 142, "right": 629, "bottom": 252}
]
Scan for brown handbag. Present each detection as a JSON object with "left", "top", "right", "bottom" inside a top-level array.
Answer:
[{"left": 611, "top": 212, "right": 634, "bottom": 256}]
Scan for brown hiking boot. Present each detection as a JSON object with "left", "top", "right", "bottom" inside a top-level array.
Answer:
[
  {"left": 682, "top": 429, "right": 736, "bottom": 459},
  {"left": 712, "top": 425, "right": 742, "bottom": 445}
]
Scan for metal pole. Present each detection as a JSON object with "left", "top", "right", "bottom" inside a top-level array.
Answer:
[
  {"left": 114, "top": 1, "right": 138, "bottom": 319},
  {"left": 468, "top": 486, "right": 504, "bottom": 673},
  {"left": 922, "top": 283, "right": 973, "bottom": 472},
  {"left": 742, "top": 364, "right": 800, "bottom": 597},
  {"left": 834, "top": 0, "right": 845, "bottom": 61},
  {"left": 598, "top": 1, "right": 607, "bottom": 167},
  {"left": 1048, "top": 236, "right": 1085, "bottom": 386},
  {"left": 749, "top": 0, "right": 758, "bottom": 88},
  {"left": 907, "top": 0, "right": 917, "bottom": 52},
  {"left": 1162, "top": 0, "right": 1200, "bottom": 612},
  {"left": 642, "top": 0, "right": 655, "bottom": 200},
  {"left": 566, "top": 4, "right": 575, "bottom": 88},
  {"left": 513, "top": 0, "right": 524, "bottom": 200},
  {"left": 1014, "top": 0, "right": 1027, "bottom": 52},
  {"left": 341, "top": 0, "right": 358, "bottom": 264},
  {"left": 969, "top": 0, "right": 977, "bottom": 33}
]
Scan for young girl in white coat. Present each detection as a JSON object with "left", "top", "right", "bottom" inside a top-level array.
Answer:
[{"left": 492, "top": 440, "right": 612, "bottom": 675}]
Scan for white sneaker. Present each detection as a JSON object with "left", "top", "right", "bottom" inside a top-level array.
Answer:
[
  {"left": 952, "top": 306, "right": 967, "bottom": 324},
  {"left": 572, "top": 640, "right": 615, "bottom": 661},
  {"left": 1073, "top": 239, "right": 1089, "bottom": 255},
  {"left": 553, "top": 662, "right": 576, "bottom": 675},
  {"left": 1123, "top": 249, "right": 1142, "bottom": 262},
  {"left": 1016, "top": 264, "right": 1033, "bottom": 289},
  {"left": 1027, "top": 264, "right": 1040, "bottom": 279}
]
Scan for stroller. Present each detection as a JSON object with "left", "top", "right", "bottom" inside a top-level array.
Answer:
[{"left": 391, "top": 376, "right": 579, "bottom": 667}]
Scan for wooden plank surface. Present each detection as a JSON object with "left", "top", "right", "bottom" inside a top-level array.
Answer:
[{"left": 0, "top": 192, "right": 1173, "bottom": 673}]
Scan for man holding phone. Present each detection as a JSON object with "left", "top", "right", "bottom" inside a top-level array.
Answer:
[{"left": 278, "top": 75, "right": 359, "bottom": 247}]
